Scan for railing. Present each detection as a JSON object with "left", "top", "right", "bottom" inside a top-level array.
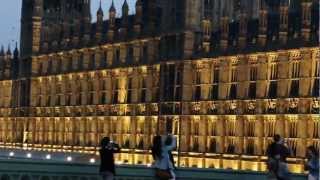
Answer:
[{"left": 0, "top": 158, "right": 307, "bottom": 180}]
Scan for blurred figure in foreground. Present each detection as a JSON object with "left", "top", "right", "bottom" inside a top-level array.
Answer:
[
  {"left": 305, "top": 146, "right": 319, "bottom": 180},
  {"left": 266, "top": 134, "right": 291, "bottom": 180},
  {"left": 99, "top": 137, "right": 121, "bottom": 180},
  {"left": 152, "top": 135, "right": 177, "bottom": 180}
]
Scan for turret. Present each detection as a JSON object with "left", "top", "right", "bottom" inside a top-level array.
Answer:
[
  {"left": 258, "top": 0, "right": 268, "bottom": 47},
  {"left": 20, "top": 0, "right": 43, "bottom": 58},
  {"left": 147, "top": 0, "right": 157, "bottom": 34},
  {"left": 41, "top": 22, "right": 49, "bottom": 53},
  {"left": 96, "top": 0, "right": 104, "bottom": 43},
  {"left": 51, "top": 23, "right": 61, "bottom": 51},
  {"left": 4, "top": 45, "right": 12, "bottom": 78},
  {"left": 120, "top": 0, "right": 129, "bottom": 39},
  {"left": 72, "top": 10, "right": 81, "bottom": 48},
  {"left": 202, "top": 0, "right": 213, "bottom": 54},
  {"left": 220, "top": 4, "right": 229, "bottom": 52},
  {"left": 301, "top": 0, "right": 312, "bottom": 42},
  {"left": 12, "top": 42, "right": 19, "bottom": 78},
  {"left": 82, "top": 0, "right": 91, "bottom": 46},
  {"left": 6, "top": 45, "right": 12, "bottom": 57},
  {"left": 279, "top": 0, "right": 289, "bottom": 45},
  {"left": 238, "top": 5, "right": 248, "bottom": 49},
  {"left": 0, "top": 46, "right": 4, "bottom": 57},
  {"left": 14, "top": 42, "right": 19, "bottom": 59},
  {"left": 0, "top": 46, "right": 4, "bottom": 78},
  {"left": 108, "top": 1, "right": 116, "bottom": 42},
  {"left": 134, "top": 0, "right": 143, "bottom": 36},
  {"left": 61, "top": 15, "right": 71, "bottom": 49}
]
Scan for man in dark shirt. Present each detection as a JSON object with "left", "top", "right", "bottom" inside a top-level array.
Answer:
[
  {"left": 266, "top": 134, "right": 291, "bottom": 180},
  {"left": 99, "top": 137, "right": 121, "bottom": 180}
]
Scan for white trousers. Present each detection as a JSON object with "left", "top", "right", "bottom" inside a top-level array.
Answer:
[
  {"left": 308, "top": 174, "right": 318, "bottom": 180},
  {"left": 101, "top": 171, "right": 114, "bottom": 180},
  {"left": 169, "top": 170, "right": 176, "bottom": 180}
]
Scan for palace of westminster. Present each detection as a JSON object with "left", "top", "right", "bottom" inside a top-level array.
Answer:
[{"left": 0, "top": 0, "right": 319, "bottom": 173}]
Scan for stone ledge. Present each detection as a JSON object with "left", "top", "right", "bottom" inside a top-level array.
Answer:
[{"left": 0, "top": 159, "right": 307, "bottom": 180}]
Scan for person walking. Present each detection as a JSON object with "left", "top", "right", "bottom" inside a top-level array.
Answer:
[
  {"left": 266, "top": 134, "right": 291, "bottom": 180},
  {"left": 305, "top": 146, "right": 319, "bottom": 180},
  {"left": 152, "top": 135, "right": 177, "bottom": 180},
  {"left": 99, "top": 137, "right": 121, "bottom": 180}
]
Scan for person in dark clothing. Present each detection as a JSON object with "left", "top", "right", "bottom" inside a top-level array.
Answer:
[
  {"left": 99, "top": 137, "right": 121, "bottom": 180},
  {"left": 266, "top": 134, "right": 291, "bottom": 180},
  {"left": 305, "top": 146, "right": 319, "bottom": 180}
]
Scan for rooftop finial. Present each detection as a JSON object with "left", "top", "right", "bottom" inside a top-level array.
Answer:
[
  {"left": 261, "top": 0, "right": 267, "bottom": 10},
  {"left": 97, "top": 0, "right": 103, "bottom": 15},
  {"left": 14, "top": 42, "right": 19, "bottom": 58},
  {"left": 122, "top": 0, "right": 129, "bottom": 13},
  {"left": 7, "top": 44, "right": 11, "bottom": 55},
  {"left": 109, "top": 0, "right": 116, "bottom": 12},
  {"left": 0, "top": 45, "right": 4, "bottom": 56}
]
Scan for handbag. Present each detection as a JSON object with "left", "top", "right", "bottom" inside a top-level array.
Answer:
[{"left": 155, "top": 169, "right": 172, "bottom": 180}]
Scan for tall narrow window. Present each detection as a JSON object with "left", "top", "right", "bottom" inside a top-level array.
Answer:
[
  {"left": 209, "top": 138, "right": 217, "bottom": 153},
  {"left": 291, "top": 61, "right": 300, "bottom": 79},
  {"left": 246, "top": 139, "right": 255, "bottom": 155},
  {"left": 100, "top": 51, "right": 107, "bottom": 68},
  {"left": 211, "top": 84, "right": 219, "bottom": 100},
  {"left": 313, "top": 60, "right": 320, "bottom": 97},
  {"left": 290, "top": 80, "right": 299, "bottom": 97},
  {"left": 127, "top": 46, "right": 134, "bottom": 63},
  {"left": 194, "top": 71, "right": 201, "bottom": 100},
  {"left": 127, "top": 78, "right": 132, "bottom": 103},
  {"left": 112, "top": 79, "right": 119, "bottom": 104},
  {"left": 79, "top": 53, "right": 84, "bottom": 70},
  {"left": 115, "top": 48, "right": 120, "bottom": 63},
  {"left": 142, "top": 45, "right": 148, "bottom": 63},
  {"left": 140, "top": 77, "right": 147, "bottom": 103},
  {"left": 90, "top": 53, "right": 95, "bottom": 69},
  {"left": 249, "top": 66, "right": 257, "bottom": 99},
  {"left": 269, "top": 63, "right": 278, "bottom": 98},
  {"left": 174, "top": 71, "right": 182, "bottom": 101},
  {"left": 270, "top": 63, "right": 278, "bottom": 80},
  {"left": 313, "top": 79, "right": 319, "bottom": 97},
  {"left": 230, "top": 66, "right": 237, "bottom": 99}
]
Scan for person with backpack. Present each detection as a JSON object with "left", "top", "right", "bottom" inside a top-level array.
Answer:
[{"left": 266, "top": 134, "right": 291, "bottom": 180}]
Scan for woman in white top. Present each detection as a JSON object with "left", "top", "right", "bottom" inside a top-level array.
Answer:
[{"left": 152, "top": 135, "right": 177, "bottom": 180}]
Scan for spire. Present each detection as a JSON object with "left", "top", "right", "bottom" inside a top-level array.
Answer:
[
  {"left": 147, "top": 0, "right": 157, "bottom": 33},
  {"left": 0, "top": 46, "right": 4, "bottom": 56},
  {"left": 122, "top": 0, "right": 129, "bottom": 24},
  {"left": 135, "top": 0, "right": 143, "bottom": 24},
  {"left": 222, "top": 2, "right": 229, "bottom": 17},
  {"left": 258, "top": 0, "right": 268, "bottom": 47},
  {"left": 6, "top": 45, "right": 11, "bottom": 55},
  {"left": 97, "top": 0, "right": 103, "bottom": 16},
  {"left": 14, "top": 42, "right": 19, "bottom": 59},
  {"left": 108, "top": 0, "right": 116, "bottom": 41},
  {"left": 280, "top": 0, "right": 289, "bottom": 6},
  {"left": 261, "top": 0, "right": 267, "bottom": 10},
  {"left": 96, "top": 0, "right": 104, "bottom": 43},
  {"left": 109, "top": 0, "right": 116, "bottom": 13},
  {"left": 134, "top": 0, "right": 143, "bottom": 36},
  {"left": 238, "top": 3, "right": 248, "bottom": 49},
  {"left": 122, "top": 0, "right": 129, "bottom": 15}
]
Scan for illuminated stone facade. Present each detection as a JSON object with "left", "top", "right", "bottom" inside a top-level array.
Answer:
[{"left": 0, "top": 0, "right": 319, "bottom": 173}]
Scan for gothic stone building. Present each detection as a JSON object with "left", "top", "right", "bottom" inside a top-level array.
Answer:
[{"left": 0, "top": 0, "right": 319, "bottom": 173}]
